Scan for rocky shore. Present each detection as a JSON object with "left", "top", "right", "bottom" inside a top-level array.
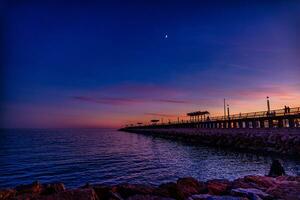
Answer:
[
  {"left": 1, "top": 174, "right": 300, "bottom": 200},
  {"left": 120, "top": 128, "right": 300, "bottom": 156}
]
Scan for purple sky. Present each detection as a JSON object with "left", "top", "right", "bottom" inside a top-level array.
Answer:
[{"left": 1, "top": 0, "right": 300, "bottom": 128}]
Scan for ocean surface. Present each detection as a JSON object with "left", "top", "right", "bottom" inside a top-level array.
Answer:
[{"left": 0, "top": 128, "right": 300, "bottom": 188}]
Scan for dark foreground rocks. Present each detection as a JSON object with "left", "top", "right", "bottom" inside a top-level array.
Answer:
[{"left": 1, "top": 175, "right": 300, "bottom": 200}]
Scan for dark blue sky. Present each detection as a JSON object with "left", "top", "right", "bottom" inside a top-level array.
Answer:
[{"left": 1, "top": 0, "right": 300, "bottom": 128}]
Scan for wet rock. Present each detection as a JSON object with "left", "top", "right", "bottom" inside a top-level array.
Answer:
[
  {"left": 207, "top": 179, "right": 231, "bottom": 195},
  {"left": 16, "top": 181, "right": 44, "bottom": 195},
  {"left": 0, "top": 189, "right": 16, "bottom": 200},
  {"left": 110, "top": 192, "right": 125, "bottom": 200},
  {"left": 242, "top": 176, "right": 276, "bottom": 190},
  {"left": 232, "top": 178, "right": 257, "bottom": 190},
  {"left": 126, "top": 194, "right": 175, "bottom": 200},
  {"left": 266, "top": 181, "right": 300, "bottom": 200},
  {"left": 42, "top": 183, "right": 66, "bottom": 195},
  {"left": 275, "top": 175, "right": 300, "bottom": 182},
  {"left": 155, "top": 182, "right": 178, "bottom": 199},
  {"left": 114, "top": 184, "right": 155, "bottom": 199},
  {"left": 231, "top": 188, "right": 271, "bottom": 199},
  {"left": 188, "top": 194, "right": 247, "bottom": 200},
  {"left": 92, "top": 184, "right": 113, "bottom": 200},
  {"left": 176, "top": 177, "right": 207, "bottom": 199},
  {"left": 36, "top": 188, "right": 99, "bottom": 200},
  {"left": 268, "top": 159, "right": 285, "bottom": 177}
]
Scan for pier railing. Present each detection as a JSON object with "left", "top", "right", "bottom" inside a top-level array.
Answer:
[{"left": 209, "top": 107, "right": 300, "bottom": 121}]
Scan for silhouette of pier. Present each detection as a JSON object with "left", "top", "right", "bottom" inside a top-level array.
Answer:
[{"left": 125, "top": 106, "right": 300, "bottom": 129}]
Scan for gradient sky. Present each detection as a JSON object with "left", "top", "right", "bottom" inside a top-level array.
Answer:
[{"left": 1, "top": 0, "right": 300, "bottom": 128}]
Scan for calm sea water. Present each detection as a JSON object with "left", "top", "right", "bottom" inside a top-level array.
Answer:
[{"left": 0, "top": 128, "right": 299, "bottom": 188}]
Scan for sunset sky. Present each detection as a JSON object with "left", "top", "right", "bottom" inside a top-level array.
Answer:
[{"left": 1, "top": 0, "right": 300, "bottom": 128}]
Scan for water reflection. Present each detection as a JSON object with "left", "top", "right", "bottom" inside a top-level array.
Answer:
[{"left": 0, "top": 128, "right": 299, "bottom": 188}]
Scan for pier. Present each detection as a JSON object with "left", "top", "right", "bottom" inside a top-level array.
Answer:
[
  {"left": 120, "top": 106, "right": 300, "bottom": 156},
  {"left": 124, "top": 107, "right": 300, "bottom": 130}
]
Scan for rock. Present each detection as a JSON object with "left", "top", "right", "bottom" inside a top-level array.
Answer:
[
  {"left": 232, "top": 178, "right": 257, "bottom": 190},
  {"left": 126, "top": 194, "right": 175, "bottom": 200},
  {"left": 275, "top": 175, "right": 300, "bottom": 182},
  {"left": 176, "top": 177, "right": 207, "bottom": 199},
  {"left": 188, "top": 194, "right": 247, "bottom": 200},
  {"left": 0, "top": 189, "right": 16, "bottom": 200},
  {"left": 207, "top": 179, "right": 231, "bottom": 195},
  {"left": 268, "top": 159, "right": 285, "bottom": 177},
  {"left": 242, "top": 176, "right": 276, "bottom": 190},
  {"left": 155, "top": 182, "right": 179, "bottom": 199},
  {"left": 92, "top": 184, "right": 113, "bottom": 200},
  {"left": 42, "top": 183, "right": 66, "bottom": 195},
  {"left": 15, "top": 181, "right": 44, "bottom": 195},
  {"left": 114, "top": 183, "right": 155, "bottom": 199},
  {"left": 266, "top": 181, "right": 300, "bottom": 200},
  {"left": 36, "top": 188, "right": 99, "bottom": 200},
  {"left": 231, "top": 188, "right": 271, "bottom": 199}
]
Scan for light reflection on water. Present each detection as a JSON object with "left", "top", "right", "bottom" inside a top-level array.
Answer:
[{"left": 0, "top": 128, "right": 299, "bottom": 188}]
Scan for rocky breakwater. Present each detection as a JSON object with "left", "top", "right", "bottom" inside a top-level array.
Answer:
[
  {"left": 120, "top": 128, "right": 300, "bottom": 156},
  {"left": 1, "top": 175, "right": 300, "bottom": 200}
]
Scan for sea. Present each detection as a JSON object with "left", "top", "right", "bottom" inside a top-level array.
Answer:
[{"left": 0, "top": 128, "right": 299, "bottom": 188}]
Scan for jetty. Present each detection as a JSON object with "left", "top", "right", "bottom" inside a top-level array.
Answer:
[
  {"left": 123, "top": 106, "right": 300, "bottom": 130},
  {"left": 120, "top": 105, "right": 300, "bottom": 156}
]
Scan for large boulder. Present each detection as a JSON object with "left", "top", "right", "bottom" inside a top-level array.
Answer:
[
  {"left": 266, "top": 181, "right": 300, "bottom": 200},
  {"left": 232, "top": 178, "right": 258, "bottom": 190},
  {"left": 231, "top": 188, "right": 271, "bottom": 199},
  {"left": 207, "top": 179, "right": 231, "bottom": 195},
  {"left": 112, "top": 183, "right": 155, "bottom": 199},
  {"left": 42, "top": 183, "right": 66, "bottom": 195},
  {"left": 176, "top": 177, "right": 207, "bottom": 199},
  {"left": 155, "top": 182, "right": 179, "bottom": 199},
  {"left": 91, "top": 184, "right": 114, "bottom": 200},
  {"left": 242, "top": 176, "right": 276, "bottom": 190},
  {"left": 275, "top": 175, "right": 300, "bottom": 182}
]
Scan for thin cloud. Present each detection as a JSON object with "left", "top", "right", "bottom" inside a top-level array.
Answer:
[
  {"left": 72, "top": 96, "right": 142, "bottom": 105},
  {"left": 154, "top": 99, "right": 189, "bottom": 104},
  {"left": 144, "top": 112, "right": 184, "bottom": 118},
  {"left": 72, "top": 96, "right": 191, "bottom": 106}
]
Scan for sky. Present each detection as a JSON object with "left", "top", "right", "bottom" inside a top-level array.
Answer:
[{"left": 1, "top": 0, "right": 300, "bottom": 128}]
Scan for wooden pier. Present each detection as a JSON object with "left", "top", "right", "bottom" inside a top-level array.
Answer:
[{"left": 125, "top": 107, "right": 300, "bottom": 129}]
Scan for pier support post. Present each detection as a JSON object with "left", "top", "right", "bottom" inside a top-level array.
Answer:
[
  {"left": 245, "top": 121, "right": 249, "bottom": 128},
  {"left": 268, "top": 119, "right": 273, "bottom": 128},
  {"left": 252, "top": 120, "right": 257, "bottom": 128},
  {"left": 228, "top": 121, "right": 232, "bottom": 128},
  {"left": 289, "top": 118, "right": 295, "bottom": 128},
  {"left": 233, "top": 121, "right": 237, "bottom": 128},
  {"left": 278, "top": 119, "right": 283, "bottom": 128},
  {"left": 238, "top": 121, "right": 243, "bottom": 128},
  {"left": 260, "top": 120, "right": 265, "bottom": 128}
]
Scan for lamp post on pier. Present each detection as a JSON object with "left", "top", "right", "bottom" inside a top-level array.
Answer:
[
  {"left": 267, "top": 96, "right": 270, "bottom": 114},
  {"left": 227, "top": 104, "right": 230, "bottom": 120}
]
